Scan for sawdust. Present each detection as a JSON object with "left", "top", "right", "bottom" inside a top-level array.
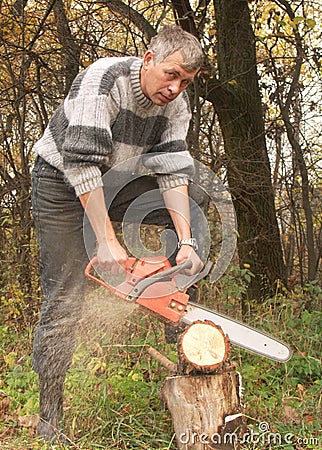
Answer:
[{"left": 77, "top": 287, "right": 140, "bottom": 346}]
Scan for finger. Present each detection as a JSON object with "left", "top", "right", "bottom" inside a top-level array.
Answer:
[{"left": 184, "top": 259, "right": 203, "bottom": 275}]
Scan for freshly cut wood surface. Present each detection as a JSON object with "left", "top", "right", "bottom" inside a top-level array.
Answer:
[{"left": 179, "top": 320, "right": 229, "bottom": 371}]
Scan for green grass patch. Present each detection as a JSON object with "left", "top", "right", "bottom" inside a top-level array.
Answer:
[{"left": 0, "top": 280, "right": 321, "bottom": 449}]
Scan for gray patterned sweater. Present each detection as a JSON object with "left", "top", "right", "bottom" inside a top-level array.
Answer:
[{"left": 34, "top": 57, "right": 195, "bottom": 196}]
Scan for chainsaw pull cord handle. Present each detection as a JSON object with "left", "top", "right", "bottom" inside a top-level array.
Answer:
[{"left": 127, "top": 259, "right": 193, "bottom": 300}]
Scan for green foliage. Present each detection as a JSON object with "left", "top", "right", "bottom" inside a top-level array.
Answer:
[
  {"left": 0, "top": 280, "right": 321, "bottom": 449},
  {"left": 230, "top": 287, "right": 321, "bottom": 450},
  {"left": 1, "top": 285, "right": 27, "bottom": 321},
  {"left": 216, "top": 265, "right": 255, "bottom": 299},
  {"left": 197, "top": 264, "right": 255, "bottom": 318}
]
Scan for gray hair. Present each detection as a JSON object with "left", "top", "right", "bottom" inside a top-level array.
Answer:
[{"left": 148, "top": 25, "right": 204, "bottom": 72}]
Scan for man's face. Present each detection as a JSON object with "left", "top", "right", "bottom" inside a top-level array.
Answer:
[{"left": 140, "top": 50, "right": 198, "bottom": 106}]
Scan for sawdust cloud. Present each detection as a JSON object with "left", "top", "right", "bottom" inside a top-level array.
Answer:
[{"left": 76, "top": 287, "right": 140, "bottom": 348}]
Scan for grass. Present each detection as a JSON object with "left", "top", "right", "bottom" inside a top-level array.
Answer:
[{"left": 0, "top": 273, "right": 321, "bottom": 449}]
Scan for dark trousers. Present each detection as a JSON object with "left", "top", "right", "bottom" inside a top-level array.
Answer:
[{"left": 31, "top": 156, "right": 208, "bottom": 378}]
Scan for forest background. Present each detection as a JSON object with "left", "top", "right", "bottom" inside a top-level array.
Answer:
[{"left": 0, "top": 0, "right": 321, "bottom": 449}]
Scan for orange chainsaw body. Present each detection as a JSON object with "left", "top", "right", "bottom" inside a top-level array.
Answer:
[{"left": 85, "top": 256, "right": 190, "bottom": 325}]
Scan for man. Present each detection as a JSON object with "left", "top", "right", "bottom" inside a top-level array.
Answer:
[{"left": 32, "top": 25, "right": 206, "bottom": 441}]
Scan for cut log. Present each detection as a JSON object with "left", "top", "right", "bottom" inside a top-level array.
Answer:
[
  {"left": 179, "top": 320, "right": 229, "bottom": 373},
  {"left": 161, "top": 372, "right": 244, "bottom": 450}
]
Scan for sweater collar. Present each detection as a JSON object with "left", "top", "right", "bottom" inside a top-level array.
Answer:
[{"left": 130, "top": 59, "right": 154, "bottom": 109}]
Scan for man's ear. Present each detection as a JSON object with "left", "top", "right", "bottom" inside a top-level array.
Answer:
[{"left": 142, "top": 51, "right": 154, "bottom": 70}]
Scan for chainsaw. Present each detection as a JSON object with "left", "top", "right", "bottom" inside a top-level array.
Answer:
[{"left": 85, "top": 256, "right": 292, "bottom": 363}]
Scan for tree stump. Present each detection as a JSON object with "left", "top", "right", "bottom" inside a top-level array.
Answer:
[
  {"left": 159, "top": 321, "right": 244, "bottom": 450},
  {"left": 161, "top": 372, "right": 243, "bottom": 450}
]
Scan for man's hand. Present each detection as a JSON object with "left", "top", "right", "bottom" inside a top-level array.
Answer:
[
  {"left": 176, "top": 244, "right": 203, "bottom": 276},
  {"left": 97, "top": 239, "right": 127, "bottom": 275},
  {"left": 80, "top": 187, "right": 128, "bottom": 275},
  {"left": 162, "top": 185, "right": 203, "bottom": 275}
]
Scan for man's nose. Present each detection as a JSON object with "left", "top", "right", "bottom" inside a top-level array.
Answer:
[{"left": 168, "top": 79, "right": 182, "bottom": 95}]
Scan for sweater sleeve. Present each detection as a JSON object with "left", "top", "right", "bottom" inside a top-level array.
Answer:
[
  {"left": 61, "top": 90, "right": 119, "bottom": 196},
  {"left": 142, "top": 95, "right": 195, "bottom": 191}
]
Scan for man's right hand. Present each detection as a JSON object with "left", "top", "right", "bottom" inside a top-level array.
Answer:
[
  {"left": 79, "top": 187, "right": 128, "bottom": 275},
  {"left": 97, "top": 239, "right": 128, "bottom": 275}
]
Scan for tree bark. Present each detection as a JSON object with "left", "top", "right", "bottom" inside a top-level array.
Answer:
[
  {"left": 171, "top": 0, "right": 199, "bottom": 36},
  {"left": 101, "top": 0, "right": 156, "bottom": 41},
  {"left": 209, "top": 0, "right": 287, "bottom": 299},
  {"left": 53, "top": 0, "right": 81, "bottom": 95},
  {"left": 155, "top": 321, "right": 242, "bottom": 449}
]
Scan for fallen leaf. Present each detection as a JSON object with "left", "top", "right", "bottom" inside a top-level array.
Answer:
[
  {"left": 18, "top": 414, "right": 39, "bottom": 428},
  {"left": 303, "top": 414, "right": 314, "bottom": 425},
  {"left": 284, "top": 406, "right": 300, "bottom": 424},
  {"left": 0, "top": 396, "right": 10, "bottom": 415}
]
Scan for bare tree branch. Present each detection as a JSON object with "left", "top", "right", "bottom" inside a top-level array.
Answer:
[
  {"left": 171, "top": 0, "right": 199, "bottom": 36},
  {"left": 98, "top": 0, "right": 157, "bottom": 41}
]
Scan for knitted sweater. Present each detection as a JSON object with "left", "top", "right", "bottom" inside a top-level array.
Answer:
[{"left": 34, "top": 57, "right": 195, "bottom": 197}]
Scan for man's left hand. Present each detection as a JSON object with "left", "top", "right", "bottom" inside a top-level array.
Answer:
[{"left": 176, "top": 245, "right": 203, "bottom": 276}]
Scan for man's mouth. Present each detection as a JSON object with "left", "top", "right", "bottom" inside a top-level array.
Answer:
[{"left": 159, "top": 93, "right": 173, "bottom": 103}]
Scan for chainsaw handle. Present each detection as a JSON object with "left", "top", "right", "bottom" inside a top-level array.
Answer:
[
  {"left": 143, "top": 259, "right": 192, "bottom": 279},
  {"left": 85, "top": 256, "right": 192, "bottom": 298},
  {"left": 84, "top": 256, "right": 136, "bottom": 294},
  {"left": 127, "top": 259, "right": 192, "bottom": 299}
]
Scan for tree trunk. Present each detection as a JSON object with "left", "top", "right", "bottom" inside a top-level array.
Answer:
[
  {"left": 102, "top": 0, "right": 157, "bottom": 41},
  {"left": 270, "top": 0, "right": 317, "bottom": 282},
  {"left": 15, "top": 0, "right": 33, "bottom": 299},
  {"left": 280, "top": 82, "right": 317, "bottom": 281},
  {"left": 209, "top": 0, "right": 287, "bottom": 299},
  {"left": 170, "top": 0, "right": 287, "bottom": 300},
  {"left": 53, "top": 0, "right": 81, "bottom": 95}
]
